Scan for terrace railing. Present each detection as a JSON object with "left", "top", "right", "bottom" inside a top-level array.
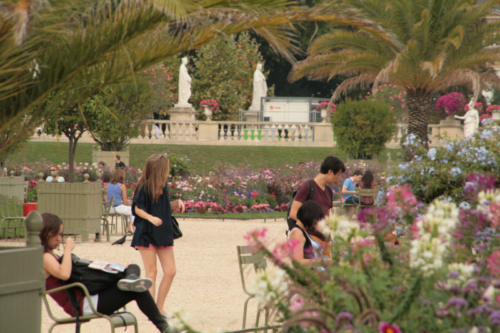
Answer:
[{"left": 30, "top": 120, "right": 462, "bottom": 148}]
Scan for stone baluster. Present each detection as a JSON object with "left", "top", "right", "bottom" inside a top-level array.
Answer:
[
  {"left": 271, "top": 124, "right": 276, "bottom": 141},
  {"left": 277, "top": 124, "right": 283, "bottom": 140},
  {"left": 283, "top": 124, "right": 290, "bottom": 141},
  {"left": 291, "top": 124, "right": 297, "bottom": 141},
  {"left": 165, "top": 123, "right": 170, "bottom": 139},
  {"left": 83, "top": 173, "right": 90, "bottom": 183},
  {"left": 304, "top": 125, "right": 310, "bottom": 141},
  {"left": 263, "top": 125, "right": 270, "bottom": 141}
]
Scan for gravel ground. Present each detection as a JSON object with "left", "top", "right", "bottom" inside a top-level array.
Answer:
[{"left": 1, "top": 218, "right": 288, "bottom": 333}]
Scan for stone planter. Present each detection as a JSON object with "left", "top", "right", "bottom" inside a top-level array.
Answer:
[
  {"left": 0, "top": 211, "right": 44, "bottom": 333},
  {"left": 439, "top": 116, "right": 463, "bottom": 140},
  {"left": 37, "top": 177, "right": 102, "bottom": 242},
  {"left": 0, "top": 172, "right": 25, "bottom": 202},
  {"left": 204, "top": 105, "right": 213, "bottom": 121},
  {"left": 92, "top": 146, "right": 130, "bottom": 169}
]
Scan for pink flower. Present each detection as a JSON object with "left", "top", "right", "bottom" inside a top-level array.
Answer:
[
  {"left": 378, "top": 322, "right": 402, "bottom": 333},
  {"left": 243, "top": 228, "right": 268, "bottom": 252},
  {"left": 289, "top": 293, "right": 304, "bottom": 312},
  {"left": 488, "top": 251, "right": 500, "bottom": 277},
  {"left": 272, "top": 239, "right": 299, "bottom": 264},
  {"left": 251, "top": 192, "right": 259, "bottom": 198}
]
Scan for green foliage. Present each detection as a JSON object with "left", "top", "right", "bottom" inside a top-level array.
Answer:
[
  {"left": 88, "top": 80, "right": 153, "bottom": 151},
  {"left": 166, "top": 153, "right": 190, "bottom": 177},
  {"left": 332, "top": 99, "right": 396, "bottom": 159},
  {"left": 253, "top": 193, "right": 277, "bottom": 207},
  {"left": 191, "top": 32, "right": 265, "bottom": 121}
]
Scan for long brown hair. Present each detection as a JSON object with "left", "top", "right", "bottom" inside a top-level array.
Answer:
[
  {"left": 134, "top": 154, "right": 169, "bottom": 203},
  {"left": 361, "top": 170, "right": 374, "bottom": 189},
  {"left": 111, "top": 169, "right": 126, "bottom": 184},
  {"left": 40, "top": 213, "right": 63, "bottom": 253}
]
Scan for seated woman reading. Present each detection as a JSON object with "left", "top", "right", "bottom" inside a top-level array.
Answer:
[
  {"left": 288, "top": 200, "right": 330, "bottom": 267},
  {"left": 41, "top": 213, "right": 173, "bottom": 333}
]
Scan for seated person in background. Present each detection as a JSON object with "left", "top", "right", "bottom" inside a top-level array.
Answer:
[
  {"left": 359, "top": 170, "right": 376, "bottom": 207},
  {"left": 115, "top": 155, "right": 126, "bottom": 169},
  {"left": 107, "top": 169, "right": 135, "bottom": 235},
  {"left": 98, "top": 161, "right": 110, "bottom": 172},
  {"left": 41, "top": 213, "right": 173, "bottom": 333},
  {"left": 46, "top": 166, "right": 65, "bottom": 183},
  {"left": 288, "top": 200, "right": 330, "bottom": 267},
  {"left": 342, "top": 170, "right": 363, "bottom": 204}
]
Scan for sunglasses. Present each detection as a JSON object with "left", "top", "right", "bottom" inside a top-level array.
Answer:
[{"left": 50, "top": 169, "right": 57, "bottom": 172}]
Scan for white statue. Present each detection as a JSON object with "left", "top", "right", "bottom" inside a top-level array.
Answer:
[
  {"left": 482, "top": 89, "right": 494, "bottom": 105},
  {"left": 249, "top": 63, "right": 267, "bottom": 111},
  {"left": 176, "top": 57, "right": 192, "bottom": 107},
  {"left": 455, "top": 100, "right": 479, "bottom": 137}
]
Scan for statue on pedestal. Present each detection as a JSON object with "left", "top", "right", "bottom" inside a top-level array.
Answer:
[
  {"left": 248, "top": 63, "right": 267, "bottom": 111},
  {"left": 175, "top": 57, "right": 192, "bottom": 107},
  {"left": 455, "top": 100, "right": 479, "bottom": 137}
]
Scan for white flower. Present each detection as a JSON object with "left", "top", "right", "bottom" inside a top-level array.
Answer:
[
  {"left": 447, "top": 263, "right": 475, "bottom": 286},
  {"left": 252, "top": 268, "right": 288, "bottom": 305}
]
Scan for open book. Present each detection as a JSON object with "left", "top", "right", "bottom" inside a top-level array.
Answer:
[{"left": 88, "top": 261, "right": 127, "bottom": 274}]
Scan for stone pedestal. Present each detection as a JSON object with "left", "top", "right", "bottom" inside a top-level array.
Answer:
[
  {"left": 92, "top": 146, "right": 129, "bottom": 168},
  {"left": 439, "top": 116, "right": 464, "bottom": 140},
  {"left": 198, "top": 122, "right": 219, "bottom": 142},
  {"left": 169, "top": 105, "right": 197, "bottom": 121},
  {"left": 314, "top": 124, "right": 334, "bottom": 145},
  {"left": 244, "top": 110, "right": 260, "bottom": 122}
]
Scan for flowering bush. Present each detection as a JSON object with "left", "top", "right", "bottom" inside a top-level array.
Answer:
[
  {"left": 435, "top": 92, "right": 466, "bottom": 116},
  {"left": 314, "top": 101, "right": 336, "bottom": 112},
  {"left": 199, "top": 99, "right": 219, "bottom": 113},
  {"left": 164, "top": 184, "right": 500, "bottom": 333},
  {"left": 387, "top": 129, "right": 499, "bottom": 204},
  {"left": 365, "top": 84, "right": 407, "bottom": 122}
]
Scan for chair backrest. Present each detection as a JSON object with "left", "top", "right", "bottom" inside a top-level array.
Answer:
[
  {"left": 102, "top": 197, "right": 114, "bottom": 218},
  {"left": 357, "top": 188, "right": 378, "bottom": 197},
  {"left": 237, "top": 246, "right": 267, "bottom": 296}
]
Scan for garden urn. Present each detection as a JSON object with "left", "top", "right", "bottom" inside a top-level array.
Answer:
[
  {"left": 321, "top": 109, "right": 327, "bottom": 123},
  {"left": 204, "top": 105, "right": 212, "bottom": 121}
]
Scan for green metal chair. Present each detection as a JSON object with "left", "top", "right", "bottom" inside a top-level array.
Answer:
[
  {"left": 0, "top": 195, "right": 25, "bottom": 240},
  {"left": 356, "top": 188, "right": 378, "bottom": 213},
  {"left": 237, "top": 245, "right": 269, "bottom": 330},
  {"left": 102, "top": 197, "right": 115, "bottom": 242},
  {"left": 42, "top": 282, "right": 138, "bottom": 333}
]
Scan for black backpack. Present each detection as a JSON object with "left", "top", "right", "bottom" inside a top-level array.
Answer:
[{"left": 286, "top": 180, "right": 333, "bottom": 230}]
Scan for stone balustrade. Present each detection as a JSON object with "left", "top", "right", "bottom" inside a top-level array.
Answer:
[{"left": 29, "top": 119, "right": 464, "bottom": 148}]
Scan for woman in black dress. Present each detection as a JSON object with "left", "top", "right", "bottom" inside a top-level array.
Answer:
[{"left": 131, "top": 154, "right": 185, "bottom": 317}]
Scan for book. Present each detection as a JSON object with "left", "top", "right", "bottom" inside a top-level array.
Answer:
[{"left": 88, "top": 261, "right": 126, "bottom": 274}]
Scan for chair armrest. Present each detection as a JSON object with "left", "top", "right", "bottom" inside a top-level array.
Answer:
[{"left": 43, "top": 282, "right": 103, "bottom": 319}]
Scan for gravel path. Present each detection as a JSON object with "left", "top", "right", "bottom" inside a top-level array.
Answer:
[{"left": 2, "top": 218, "right": 287, "bottom": 333}]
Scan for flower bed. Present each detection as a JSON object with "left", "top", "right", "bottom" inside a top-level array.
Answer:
[{"left": 6, "top": 160, "right": 386, "bottom": 215}]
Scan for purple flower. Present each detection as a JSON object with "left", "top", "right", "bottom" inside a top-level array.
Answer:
[
  {"left": 467, "top": 304, "right": 492, "bottom": 316},
  {"left": 336, "top": 311, "right": 353, "bottom": 324},
  {"left": 447, "top": 297, "right": 467, "bottom": 308},
  {"left": 449, "top": 271, "right": 460, "bottom": 278},
  {"left": 490, "top": 310, "right": 500, "bottom": 325}
]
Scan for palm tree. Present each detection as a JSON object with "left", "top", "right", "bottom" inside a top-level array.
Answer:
[
  {"left": 0, "top": 0, "right": 391, "bottom": 160},
  {"left": 290, "top": 0, "right": 500, "bottom": 160}
]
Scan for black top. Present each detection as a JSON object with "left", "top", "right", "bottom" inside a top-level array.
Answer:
[
  {"left": 116, "top": 161, "right": 126, "bottom": 168},
  {"left": 131, "top": 185, "right": 173, "bottom": 248}
]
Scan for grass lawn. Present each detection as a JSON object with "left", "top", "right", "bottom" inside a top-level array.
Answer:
[
  {"left": 7, "top": 142, "right": 402, "bottom": 173},
  {"left": 174, "top": 211, "right": 286, "bottom": 219}
]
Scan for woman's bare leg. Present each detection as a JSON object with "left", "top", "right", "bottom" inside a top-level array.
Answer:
[
  {"left": 156, "top": 247, "right": 176, "bottom": 315},
  {"left": 139, "top": 249, "right": 158, "bottom": 301}
]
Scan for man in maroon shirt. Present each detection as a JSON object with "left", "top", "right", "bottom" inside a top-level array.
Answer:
[{"left": 288, "top": 156, "right": 346, "bottom": 228}]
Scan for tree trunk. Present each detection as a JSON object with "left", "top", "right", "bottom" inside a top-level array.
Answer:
[
  {"left": 68, "top": 137, "right": 75, "bottom": 183},
  {"left": 405, "top": 88, "right": 432, "bottom": 161}
]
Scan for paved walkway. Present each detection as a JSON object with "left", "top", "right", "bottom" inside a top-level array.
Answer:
[{"left": 2, "top": 218, "right": 287, "bottom": 333}]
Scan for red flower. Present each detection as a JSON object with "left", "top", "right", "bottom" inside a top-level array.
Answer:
[
  {"left": 251, "top": 192, "right": 259, "bottom": 198},
  {"left": 378, "top": 322, "right": 401, "bottom": 333}
]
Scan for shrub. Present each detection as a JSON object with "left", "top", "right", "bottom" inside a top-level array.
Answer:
[
  {"left": 387, "top": 128, "right": 499, "bottom": 203},
  {"left": 332, "top": 99, "right": 397, "bottom": 159},
  {"left": 165, "top": 153, "right": 190, "bottom": 177}
]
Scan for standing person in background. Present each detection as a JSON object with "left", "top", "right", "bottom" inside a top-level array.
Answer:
[
  {"left": 359, "top": 170, "right": 376, "bottom": 208},
  {"left": 288, "top": 156, "right": 346, "bottom": 230},
  {"left": 107, "top": 169, "right": 135, "bottom": 235},
  {"left": 342, "top": 170, "right": 363, "bottom": 205},
  {"left": 115, "top": 155, "right": 126, "bottom": 169},
  {"left": 132, "top": 154, "right": 185, "bottom": 318},
  {"left": 46, "top": 166, "right": 65, "bottom": 182}
]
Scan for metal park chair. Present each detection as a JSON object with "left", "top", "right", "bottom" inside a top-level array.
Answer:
[
  {"left": 237, "top": 245, "right": 269, "bottom": 330},
  {"left": 356, "top": 188, "right": 379, "bottom": 213},
  {"left": 42, "top": 282, "right": 138, "bottom": 333}
]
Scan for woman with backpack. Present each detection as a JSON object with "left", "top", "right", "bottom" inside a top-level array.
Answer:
[
  {"left": 131, "top": 154, "right": 185, "bottom": 318},
  {"left": 288, "top": 200, "right": 330, "bottom": 268},
  {"left": 41, "top": 213, "right": 174, "bottom": 333}
]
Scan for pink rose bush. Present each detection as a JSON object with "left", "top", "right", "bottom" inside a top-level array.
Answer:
[{"left": 435, "top": 92, "right": 466, "bottom": 116}]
